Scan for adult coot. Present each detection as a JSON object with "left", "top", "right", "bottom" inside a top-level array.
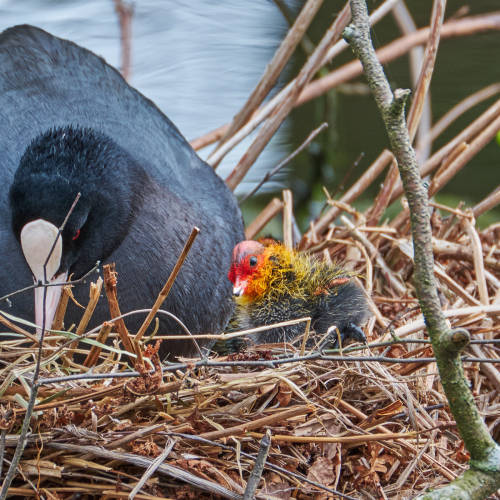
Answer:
[{"left": 0, "top": 25, "right": 244, "bottom": 357}]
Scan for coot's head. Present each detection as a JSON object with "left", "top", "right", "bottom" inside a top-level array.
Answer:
[{"left": 10, "top": 125, "right": 142, "bottom": 330}]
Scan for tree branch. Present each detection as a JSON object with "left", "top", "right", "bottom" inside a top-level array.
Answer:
[{"left": 343, "top": 1, "right": 500, "bottom": 498}]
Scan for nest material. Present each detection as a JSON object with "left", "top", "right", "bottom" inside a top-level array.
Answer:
[{"left": 1, "top": 198, "right": 499, "bottom": 500}]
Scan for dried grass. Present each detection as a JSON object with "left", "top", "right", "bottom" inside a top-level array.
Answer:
[
  {"left": 1, "top": 190, "right": 498, "bottom": 499},
  {"left": 1, "top": 2, "right": 500, "bottom": 498}
]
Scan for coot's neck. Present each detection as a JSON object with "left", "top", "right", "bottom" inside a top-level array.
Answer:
[{"left": 10, "top": 125, "right": 146, "bottom": 278}]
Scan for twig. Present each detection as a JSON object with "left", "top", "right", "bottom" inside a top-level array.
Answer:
[
  {"left": 0, "top": 261, "right": 99, "bottom": 304},
  {"left": 243, "top": 430, "right": 271, "bottom": 500},
  {"left": 240, "top": 122, "right": 328, "bottom": 203},
  {"left": 406, "top": 0, "right": 446, "bottom": 142},
  {"left": 129, "top": 438, "right": 176, "bottom": 500},
  {"left": 392, "top": 2, "right": 432, "bottom": 162},
  {"left": 343, "top": 0, "right": 500, "bottom": 496},
  {"left": 134, "top": 227, "right": 200, "bottom": 349}
]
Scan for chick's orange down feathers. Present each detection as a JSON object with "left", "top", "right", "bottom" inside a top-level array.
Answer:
[{"left": 228, "top": 240, "right": 371, "bottom": 347}]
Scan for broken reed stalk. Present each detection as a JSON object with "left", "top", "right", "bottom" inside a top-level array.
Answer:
[
  {"left": 51, "top": 285, "right": 71, "bottom": 332},
  {"left": 103, "top": 263, "right": 135, "bottom": 356},
  {"left": 344, "top": 0, "right": 500, "bottom": 497},
  {"left": 65, "top": 277, "right": 103, "bottom": 362},
  {"left": 82, "top": 321, "right": 113, "bottom": 368},
  {"left": 134, "top": 226, "right": 200, "bottom": 343},
  {"left": 113, "top": 0, "right": 134, "bottom": 81}
]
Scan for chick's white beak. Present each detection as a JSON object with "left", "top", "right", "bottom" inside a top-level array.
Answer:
[
  {"left": 232, "top": 278, "right": 247, "bottom": 297},
  {"left": 20, "top": 219, "right": 67, "bottom": 334}
]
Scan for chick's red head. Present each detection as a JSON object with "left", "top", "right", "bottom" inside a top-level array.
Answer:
[{"left": 228, "top": 240, "right": 266, "bottom": 300}]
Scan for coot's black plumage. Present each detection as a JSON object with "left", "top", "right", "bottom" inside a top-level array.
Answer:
[{"left": 0, "top": 25, "right": 244, "bottom": 357}]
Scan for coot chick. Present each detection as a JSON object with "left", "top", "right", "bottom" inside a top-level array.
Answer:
[
  {"left": 0, "top": 25, "right": 244, "bottom": 358},
  {"left": 227, "top": 241, "right": 370, "bottom": 348}
]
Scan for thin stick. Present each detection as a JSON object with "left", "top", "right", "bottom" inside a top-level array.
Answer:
[
  {"left": 113, "top": 0, "right": 134, "bottom": 81},
  {"left": 240, "top": 122, "right": 328, "bottom": 203},
  {"left": 243, "top": 430, "right": 271, "bottom": 500},
  {"left": 473, "top": 186, "right": 500, "bottom": 218},
  {"left": 129, "top": 438, "right": 176, "bottom": 500},
  {"left": 406, "top": 0, "right": 446, "bottom": 141},
  {"left": 134, "top": 227, "right": 200, "bottom": 343}
]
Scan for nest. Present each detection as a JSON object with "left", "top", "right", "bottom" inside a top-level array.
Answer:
[
  {"left": 2, "top": 3, "right": 500, "bottom": 498},
  {"left": 1, "top": 191, "right": 499, "bottom": 499}
]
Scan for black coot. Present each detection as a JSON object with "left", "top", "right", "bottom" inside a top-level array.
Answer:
[{"left": 0, "top": 25, "right": 244, "bottom": 357}]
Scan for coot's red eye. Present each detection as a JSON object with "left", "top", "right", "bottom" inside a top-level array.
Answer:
[{"left": 72, "top": 228, "right": 81, "bottom": 241}]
